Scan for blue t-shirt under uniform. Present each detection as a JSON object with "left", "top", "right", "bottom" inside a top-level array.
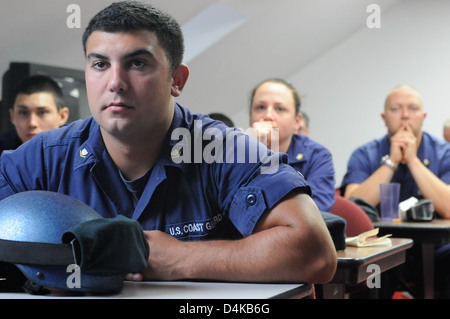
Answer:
[
  {"left": 286, "top": 134, "right": 336, "bottom": 212},
  {"left": 0, "top": 103, "right": 310, "bottom": 240},
  {"left": 341, "top": 132, "right": 450, "bottom": 208}
]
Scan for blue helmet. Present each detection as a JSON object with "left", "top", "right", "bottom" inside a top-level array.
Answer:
[{"left": 0, "top": 191, "right": 125, "bottom": 295}]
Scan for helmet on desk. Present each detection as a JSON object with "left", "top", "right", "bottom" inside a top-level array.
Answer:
[{"left": 0, "top": 191, "right": 124, "bottom": 295}]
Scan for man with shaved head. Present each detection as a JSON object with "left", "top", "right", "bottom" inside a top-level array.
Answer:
[{"left": 341, "top": 84, "right": 450, "bottom": 298}]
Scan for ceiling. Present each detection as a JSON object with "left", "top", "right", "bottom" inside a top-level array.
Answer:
[{"left": 0, "top": 0, "right": 406, "bottom": 125}]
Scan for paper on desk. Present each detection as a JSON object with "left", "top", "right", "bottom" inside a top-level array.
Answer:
[{"left": 345, "top": 228, "right": 392, "bottom": 247}]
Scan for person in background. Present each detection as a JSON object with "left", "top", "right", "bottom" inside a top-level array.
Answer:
[
  {"left": 0, "top": 1, "right": 337, "bottom": 285},
  {"left": 297, "top": 112, "right": 310, "bottom": 136},
  {"left": 208, "top": 112, "right": 234, "bottom": 127},
  {"left": 443, "top": 118, "right": 450, "bottom": 142},
  {"left": 249, "top": 78, "right": 336, "bottom": 213},
  {"left": 341, "top": 84, "right": 450, "bottom": 298},
  {"left": 0, "top": 75, "right": 69, "bottom": 155},
  {"left": 341, "top": 84, "right": 450, "bottom": 217}
]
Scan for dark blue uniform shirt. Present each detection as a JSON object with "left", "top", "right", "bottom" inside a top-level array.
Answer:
[
  {"left": 287, "top": 134, "right": 336, "bottom": 212},
  {"left": 341, "top": 132, "right": 450, "bottom": 206},
  {"left": 0, "top": 104, "right": 310, "bottom": 240}
]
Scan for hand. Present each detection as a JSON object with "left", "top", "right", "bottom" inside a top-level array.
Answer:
[
  {"left": 251, "top": 121, "right": 274, "bottom": 149},
  {"left": 389, "top": 123, "right": 418, "bottom": 165},
  {"left": 125, "top": 272, "right": 144, "bottom": 281},
  {"left": 125, "top": 230, "right": 185, "bottom": 281}
]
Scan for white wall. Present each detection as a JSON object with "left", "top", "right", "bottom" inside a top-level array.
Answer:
[{"left": 288, "top": 0, "right": 450, "bottom": 186}]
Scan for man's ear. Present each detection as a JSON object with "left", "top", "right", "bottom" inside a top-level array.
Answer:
[
  {"left": 59, "top": 107, "right": 70, "bottom": 126},
  {"left": 9, "top": 108, "right": 14, "bottom": 124},
  {"left": 171, "top": 64, "right": 189, "bottom": 97}
]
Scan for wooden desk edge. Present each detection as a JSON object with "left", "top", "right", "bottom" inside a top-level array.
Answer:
[
  {"left": 375, "top": 221, "right": 450, "bottom": 244},
  {"left": 337, "top": 238, "right": 413, "bottom": 265},
  {"left": 330, "top": 238, "right": 413, "bottom": 286}
]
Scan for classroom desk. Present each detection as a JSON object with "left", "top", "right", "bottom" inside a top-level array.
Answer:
[
  {"left": 374, "top": 219, "right": 450, "bottom": 299},
  {"left": 322, "top": 238, "right": 413, "bottom": 299},
  {"left": 0, "top": 280, "right": 313, "bottom": 299}
]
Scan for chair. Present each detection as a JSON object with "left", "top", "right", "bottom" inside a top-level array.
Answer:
[
  {"left": 330, "top": 195, "right": 374, "bottom": 237},
  {"left": 321, "top": 194, "right": 377, "bottom": 298}
]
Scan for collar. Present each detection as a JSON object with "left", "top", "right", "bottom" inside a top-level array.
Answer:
[
  {"left": 158, "top": 103, "right": 192, "bottom": 173},
  {"left": 73, "top": 117, "right": 104, "bottom": 170},
  {"left": 73, "top": 104, "right": 192, "bottom": 174},
  {"left": 287, "top": 134, "right": 308, "bottom": 164}
]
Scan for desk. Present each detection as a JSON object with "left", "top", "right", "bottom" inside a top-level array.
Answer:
[
  {"left": 0, "top": 281, "right": 313, "bottom": 299},
  {"left": 375, "top": 219, "right": 450, "bottom": 299},
  {"left": 322, "top": 238, "right": 413, "bottom": 298}
]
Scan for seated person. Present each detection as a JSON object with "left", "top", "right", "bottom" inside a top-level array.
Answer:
[
  {"left": 341, "top": 84, "right": 450, "bottom": 298},
  {"left": 443, "top": 118, "right": 450, "bottom": 142},
  {"left": 249, "top": 78, "right": 336, "bottom": 212},
  {"left": 208, "top": 112, "right": 234, "bottom": 127},
  {"left": 0, "top": 2, "right": 337, "bottom": 285},
  {"left": 341, "top": 84, "right": 450, "bottom": 217},
  {"left": 0, "top": 75, "right": 69, "bottom": 155},
  {"left": 297, "top": 112, "right": 310, "bottom": 136}
]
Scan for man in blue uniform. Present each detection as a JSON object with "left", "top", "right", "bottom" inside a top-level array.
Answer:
[
  {"left": 341, "top": 85, "right": 450, "bottom": 217},
  {"left": 341, "top": 84, "right": 450, "bottom": 298},
  {"left": 0, "top": 75, "right": 69, "bottom": 156},
  {"left": 0, "top": 1, "right": 336, "bottom": 284}
]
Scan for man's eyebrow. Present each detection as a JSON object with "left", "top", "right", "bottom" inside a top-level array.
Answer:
[
  {"left": 16, "top": 105, "right": 50, "bottom": 110},
  {"left": 123, "top": 48, "right": 155, "bottom": 60},
  {"left": 87, "top": 49, "right": 155, "bottom": 61},
  {"left": 87, "top": 52, "right": 108, "bottom": 61}
]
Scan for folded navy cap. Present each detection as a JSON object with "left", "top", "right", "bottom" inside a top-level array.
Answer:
[{"left": 62, "top": 215, "right": 149, "bottom": 276}]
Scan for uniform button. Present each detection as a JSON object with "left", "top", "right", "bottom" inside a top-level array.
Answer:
[{"left": 246, "top": 193, "right": 257, "bottom": 205}]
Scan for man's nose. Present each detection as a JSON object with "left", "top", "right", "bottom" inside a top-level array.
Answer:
[
  {"left": 401, "top": 107, "right": 410, "bottom": 118},
  {"left": 28, "top": 113, "right": 39, "bottom": 128},
  {"left": 108, "top": 65, "right": 128, "bottom": 93}
]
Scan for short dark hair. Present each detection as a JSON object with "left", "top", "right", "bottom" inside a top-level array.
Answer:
[
  {"left": 249, "top": 78, "right": 301, "bottom": 115},
  {"left": 11, "top": 75, "right": 65, "bottom": 110},
  {"left": 208, "top": 113, "right": 235, "bottom": 127},
  {"left": 82, "top": 1, "right": 184, "bottom": 71}
]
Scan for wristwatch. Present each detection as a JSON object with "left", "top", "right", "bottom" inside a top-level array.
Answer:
[{"left": 380, "top": 155, "right": 397, "bottom": 171}]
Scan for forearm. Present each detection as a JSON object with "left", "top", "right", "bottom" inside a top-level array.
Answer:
[
  {"left": 176, "top": 226, "right": 333, "bottom": 284},
  {"left": 344, "top": 165, "right": 395, "bottom": 206},
  {"left": 141, "top": 194, "right": 337, "bottom": 284},
  {"left": 407, "top": 157, "right": 450, "bottom": 218},
  {"left": 142, "top": 227, "right": 334, "bottom": 284}
]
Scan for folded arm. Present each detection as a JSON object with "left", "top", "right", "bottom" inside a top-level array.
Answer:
[
  {"left": 344, "top": 164, "right": 395, "bottom": 206},
  {"left": 132, "top": 193, "right": 337, "bottom": 284},
  {"left": 344, "top": 148, "right": 450, "bottom": 218},
  {"left": 407, "top": 157, "right": 450, "bottom": 218}
]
